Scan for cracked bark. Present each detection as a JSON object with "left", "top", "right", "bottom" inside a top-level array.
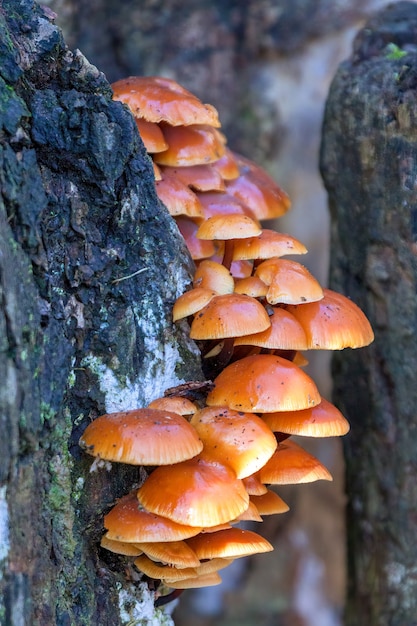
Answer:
[
  {"left": 0, "top": 1, "right": 202, "bottom": 624},
  {"left": 320, "top": 3, "right": 417, "bottom": 624}
]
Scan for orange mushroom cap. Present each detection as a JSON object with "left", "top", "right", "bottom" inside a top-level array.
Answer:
[
  {"left": 173, "top": 287, "right": 218, "bottom": 322},
  {"left": 186, "top": 527, "right": 273, "bottom": 560},
  {"left": 226, "top": 152, "right": 291, "bottom": 220},
  {"left": 286, "top": 288, "right": 374, "bottom": 349},
  {"left": 190, "top": 406, "right": 277, "bottom": 478},
  {"left": 134, "top": 555, "right": 198, "bottom": 582},
  {"left": 206, "top": 354, "right": 321, "bottom": 413},
  {"left": 100, "top": 535, "right": 144, "bottom": 556},
  {"left": 232, "top": 229, "right": 307, "bottom": 261},
  {"left": 104, "top": 492, "right": 202, "bottom": 542},
  {"left": 135, "top": 540, "right": 200, "bottom": 569},
  {"left": 155, "top": 173, "right": 203, "bottom": 218},
  {"left": 160, "top": 164, "right": 226, "bottom": 192},
  {"left": 255, "top": 258, "right": 324, "bottom": 305},
  {"left": 137, "top": 454, "right": 249, "bottom": 527},
  {"left": 111, "top": 76, "right": 221, "bottom": 127},
  {"left": 135, "top": 118, "right": 168, "bottom": 153},
  {"left": 196, "top": 192, "right": 257, "bottom": 220},
  {"left": 250, "top": 490, "right": 290, "bottom": 516},
  {"left": 166, "top": 571, "right": 223, "bottom": 588},
  {"left": 154, "top": 124, "right": 226, "bottom": 167},
  {"left": 233, "top": 306, "right": 309, "bottom": 351},
  {"left": 242, "top": 473, "right": 269, "bottom": 496},
  {"left": 190, "top": 293, "right": 271, "bottom": 340},
  {"left": 261, "top": 397, "right": 350, "bottom": 437},
  {"left": 193, "top": 260, "right": 235, "bottom": 294},
  {"left": 175, "top": 216, "right": 217, "bottom": 260},
  {"left": 259, "top": 439, "right": 333, "bottom": 484},
  {"left": 147, "top": 395, "right": 198, "bottom": 417},
  {"left": 196, "top": 213, "right": 261, "bottom": 240},
  {"left": 211, "top": 147, "right": 240, "bottom": 180},
  {"left": 234, "top": 275, "right": 268, "bottom": 298},
  {"left": 79, "top": 407, "right": 203, "bottom": 465}
]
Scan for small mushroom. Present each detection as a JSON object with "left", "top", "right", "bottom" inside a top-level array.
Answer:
[
  {"left": 206, "top": 353, "right": 321, "bottom": 413},
  {"left": 79, "top": 407, "right": 203, "bottom": 466},
  {"left": 259, "top": 439, "right": 333, "bottom": 484},
  {"left": 137, "top": 454, "right": 249, "bottom": 527}
]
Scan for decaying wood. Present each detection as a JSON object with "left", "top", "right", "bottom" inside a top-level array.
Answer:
[
  {"left": 0, "top": 1, "right": 202, "bottom": 624},
  {"left": 321, "top": 3, "right": 417, "bottom": 624}
]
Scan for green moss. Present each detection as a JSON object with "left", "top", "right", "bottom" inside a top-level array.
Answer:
[{"left": 40, "top": 401, "right": 57, "bottom": 424}]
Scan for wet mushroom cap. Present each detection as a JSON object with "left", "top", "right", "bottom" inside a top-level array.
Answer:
[
  {"left": 232, "top": 229, "right": 307, "bottom": 261},
  {"left": 111, "top": 76, "right": 221, "bottom": 127},
  {"left": 104, "top": 492, "right": 202, "bottom": 542},
  {"left": 190, "top": 406, "right": 277, "bottom": 478},
  {"left": 154, "top": 124, "right": 226, "bottom": 167},
  {"left": 286, "top": 288, "right": 375, "bottom": 349},
  {"left": 79, "top": 407, "right": 203, "bottom": 465},
  {"left": 134, "top": 555, "right": 198, "bottom": 582},
  {"left": 100, "top": 536, "right": 144, "bottom": 556},
  {"left": 135, "top": 540, "right": 200, "bottom": 569},
  {"left": 250, "top": 490, "right": 290, "bottom": 516},
  {"left": 255, "top": 258, "right": 324, "bottom": 305},
  {"left": 259, "top": 439, "right": 333, "bottom": 484},
  {"left": 261, "top": 397, "right": 350, "bottom": 437},
  {"left": 186, "top": 527, "right": 273, "bottom": 559},
  {"left": 173, "top": 287, "right": 218, "bottom": 321},
  {"left": 233, "top": 306, "right": 309, "bottom": 351},
  {"left": 137, "top": 454, "right": 249, "bottom": 527},
  {"left": 190, "top": 293, "right": 271, "bottom": 340},
  {"left": 206, "top": 354, "right": 321, "bottom": 413}
]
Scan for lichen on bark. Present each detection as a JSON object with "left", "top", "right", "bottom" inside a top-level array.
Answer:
[{"left": 0, "top": 1, "right": 202, "bottom": 623}]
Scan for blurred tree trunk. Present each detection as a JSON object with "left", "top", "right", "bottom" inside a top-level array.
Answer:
[
  {"left": 0, "top": 1, "right": 202, "bottom": 624},
  {"left": 321, "top": 3, "right": 417, "bottom": 625}
]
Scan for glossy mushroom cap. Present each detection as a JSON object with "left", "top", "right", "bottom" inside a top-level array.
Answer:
[
  {"left": 190, "top": 293, "right": 271, "bottom": 340},
  {"left": 79, "top": 407, "right": 203, "bottom": 465},
  {"left": 190, "top": 406, "right": 277, "bottom": 478},
  {"left": 206, "top": 354, "right": 321, "bottom": 413},
  {"left": 111, "top": 76, "right": 221, "bottom": 127},
  {"left": 104, "top": 492, "right": 202, "bottom": 543},
  {"left": 186, "top": 527, "right": 273, "bottom": 559},
  {"left": 259, "top": 439, "right": 333, "bottom": 484},
  {"left": 261, "top": 397, "right": 350, "bottom": 437},
  {"left": 286, "top": 288, "right": 375, "bottom": 349},
  {"left": 137, "top": 454, "right": 249, "bottom": 527}
]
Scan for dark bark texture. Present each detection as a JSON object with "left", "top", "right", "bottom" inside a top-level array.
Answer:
[
  {"left": 0, "top": 1, "right": 202, "bottom": 624},
  {"left": 321, "top": 3, "right": 417, "bottom": 625}
]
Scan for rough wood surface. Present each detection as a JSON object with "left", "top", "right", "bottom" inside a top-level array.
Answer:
[
  {"left": 321, "top": 3, "right": 417, "bottom": 624},
  {"left": 0, "top": 1, "right": 202, "bottom": 624}
]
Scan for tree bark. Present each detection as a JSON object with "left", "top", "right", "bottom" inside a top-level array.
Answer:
[
  {"left": 0, "top": 1, "right": 202, "bottom": 624},
  {"left": 320, "top": 3, "right": 417, "bottom": 624}
]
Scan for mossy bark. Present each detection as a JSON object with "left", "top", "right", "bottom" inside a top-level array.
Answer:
[
  {"left": 0, "top": 1, "right": 202, "bottom": 624},
  {"left": 320, "top": 3, "right": 417, "bottom": 624}
]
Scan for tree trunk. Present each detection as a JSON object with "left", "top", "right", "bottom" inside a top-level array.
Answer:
[
  {"left": 320, "top": 3, "right": 417, "bottom": 624},
  {"left": 0, "top": 1, "right": 202, "bottom": 624}
]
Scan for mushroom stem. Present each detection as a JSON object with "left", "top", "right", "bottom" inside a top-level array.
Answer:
[
  {"left": 155, "top": 588, "right": 184, "bottom": 607},
  {"left": 221, "top": 239, "right": 235, "bottom": 270},
  {"left": 202, "top": 337, "right": 235, "bottom": 378}
]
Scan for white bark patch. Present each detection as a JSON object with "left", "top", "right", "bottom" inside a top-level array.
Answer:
[{"left": 117, "top": 583, "right": 174, "bottom": 626}]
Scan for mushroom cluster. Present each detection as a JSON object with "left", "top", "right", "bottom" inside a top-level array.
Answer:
[{"left": 79, "top": 76, "right": 374, "bottom": 599}]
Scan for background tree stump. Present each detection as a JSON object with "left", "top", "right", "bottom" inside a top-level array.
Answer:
[
  {"left": 321, "top": 3, "right": 417, "bottom": 624},
  {"left": 0, "top": 1, "right": 202, "bottom": 624}
]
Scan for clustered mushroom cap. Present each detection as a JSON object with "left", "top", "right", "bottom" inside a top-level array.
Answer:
[
  {"left": 193, "top": 260, "right": 234, "bottom": 294},
  {"left": 261, "top": 397, "right": 350, "bottom": 437},
  {"left": 259, "top": 439, "right": 333, "bottom": 484},
  {"left": 111, "top": 76, "right": 221, "bottom": 127},
  {"left": 136, "top": 454, "right": 249, "bottom": 527},
  {"left": 186, "top": 527, "right": 273, "bottom": 559},
  {"left": 190, "top": 293, "right": 271, "bottom": 340},
  {"left": 104, "top": 492, "right": 202, "bottom": 542},
  {"left": 100, "top": 535, "right": 144, "bottom": 556},
  {"left": 206, "top": 354, "right": 321, "bottom": 413},
  {"left": 154, "top": 124, "right": 226, "bottom": 167},
  {"left": 286, "top": 288, "right": 375, "bottom": 349},
  {"left": 232, "top": 229, "right": 307, "bottom": 261},
  {"left": 79, "top": 407, "right": 203, "bottom": 465},
  {"left": 255, "top": 258, "right": 324, "bottom": 305},
  {"left": 135, "top": 540, "right": 200, "bottom": 569},
  {"left": 250, "top": 490, "right": 290, "bottom": 516},
  {"left": 190, "top": 406, "right": 277, "bottom": 478},
  {"left": 233, "top": 306, "right": 308, "bottom": 351},
  {"left": 172, "top": 287, "right": 218, "bottom": 322}
]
